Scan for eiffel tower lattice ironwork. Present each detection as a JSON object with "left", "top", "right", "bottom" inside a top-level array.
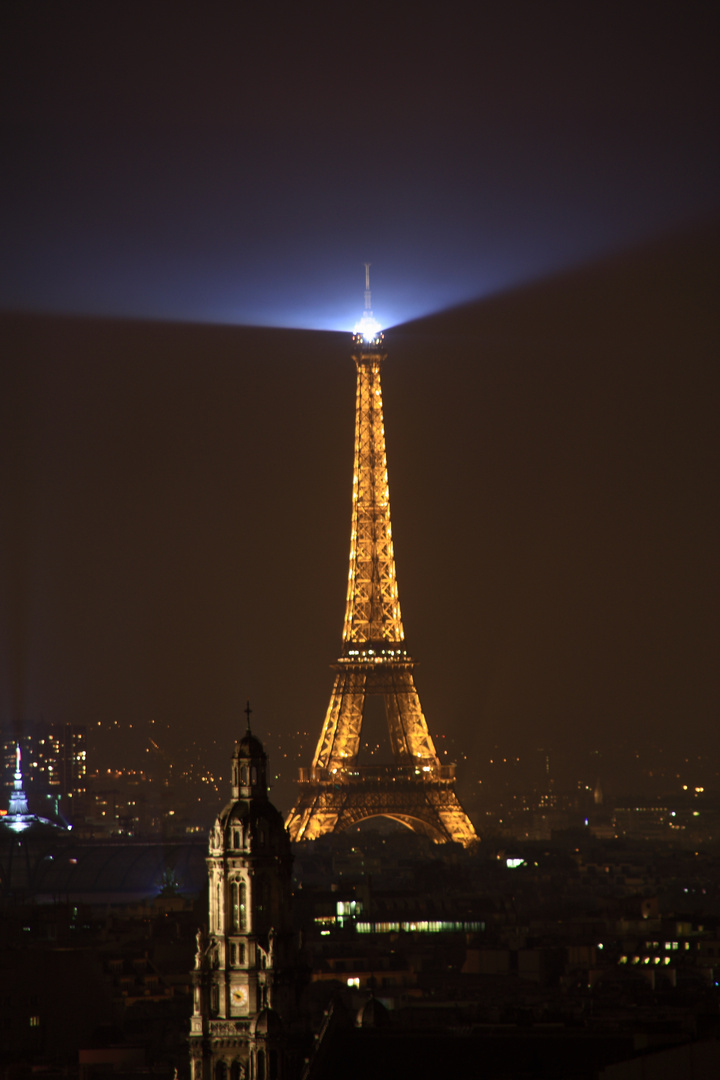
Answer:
[{"left": 286, "top": 271, "right": 478, "bottom": 846}]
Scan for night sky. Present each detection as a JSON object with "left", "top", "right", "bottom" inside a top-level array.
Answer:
[{"left": 1, "top": 6, "right": 718, "bottom": 812}]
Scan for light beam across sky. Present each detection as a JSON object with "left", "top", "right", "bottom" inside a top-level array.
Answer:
[{"left": 0, "top": 7, "right": 717, "bottom": 330}]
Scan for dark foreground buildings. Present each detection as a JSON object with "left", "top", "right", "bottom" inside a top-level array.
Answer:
[{"left": 3, "top": 722, "right": 720, "bottom": 1078}]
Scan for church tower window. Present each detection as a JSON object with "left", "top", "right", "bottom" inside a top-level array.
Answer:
[{"left": 231, "top": 880, "right": 247, "bottom": 931}]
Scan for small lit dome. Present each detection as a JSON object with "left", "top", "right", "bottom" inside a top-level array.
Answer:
[
  {"left": 236, "top": 731, "right": 266, "bottom": 760},
  {"left": 217, "top": 769, "right": 291, "bottom": 856},
  {"left": 230, "top": 724, "right": 269, "bottom": 801}
]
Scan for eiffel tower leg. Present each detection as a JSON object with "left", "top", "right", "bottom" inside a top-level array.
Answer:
[
  {"left": 382, "top": 668, "right": 439, "bottom": 766},
  {"left": 285, "top": 782, "right": 340, "bottom": 842},
  {"left": 312, "top": 669, "right": 366, "bottom": 772},
  {"left": 434, "top": 800, "right": 480, "bottom": 844},
  {"left": 286, "top": 669, "right": 367, "bottom": 841}
]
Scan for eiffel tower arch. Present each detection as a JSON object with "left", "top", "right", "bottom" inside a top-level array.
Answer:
[{"left": 286, "top": 272, "right": 477, "bottom": 847}]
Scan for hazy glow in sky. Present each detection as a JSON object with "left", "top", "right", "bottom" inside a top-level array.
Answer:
[{"left": 0, "top": 7, "right": 717, "bottom": 331}]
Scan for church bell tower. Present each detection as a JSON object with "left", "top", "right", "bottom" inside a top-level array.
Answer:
[{"left": 190, "top": 711, "right": 295, "bottom": 1080}]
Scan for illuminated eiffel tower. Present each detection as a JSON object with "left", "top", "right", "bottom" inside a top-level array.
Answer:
[{"left": 286, "top": 269, "right": 477, "bottom": 846}]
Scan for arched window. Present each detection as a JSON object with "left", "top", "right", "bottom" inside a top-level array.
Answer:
[
  {"left": 239, "top": 881, "right": 247, "bottom": 929},
  {"left": 231, "top": 882, "right": 238, "bottom": 929},
  {"left": 256, "top": 1049, "right": 266, "bottom": 1080},
  {"left": 215, "top": 1061, "right": 227, "bottom": 1080},
  {"left": 241, "top": 766, "right": 248, "bottom": 786},
  {"left": 233, "top": 829, "right": 240, "bottom": 849},
  {"left": 231, "top": 880, "right": 247, "bottom": 931},
  {"left": 230, "top": 1063, "right": 242, "bottom": 1080}
]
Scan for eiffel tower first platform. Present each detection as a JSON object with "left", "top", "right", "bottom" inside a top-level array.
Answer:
[{"left": 285, "top": 270, "right": 478, "bottom": 847}]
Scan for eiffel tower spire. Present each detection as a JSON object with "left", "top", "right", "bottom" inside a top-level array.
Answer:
[{"left": 285, "top": 275, "right": 477, "bottom": 846}]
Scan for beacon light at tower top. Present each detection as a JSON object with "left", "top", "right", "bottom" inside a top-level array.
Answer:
[{"left": 353, "top": 311, "right": 383, "bottom": 344}]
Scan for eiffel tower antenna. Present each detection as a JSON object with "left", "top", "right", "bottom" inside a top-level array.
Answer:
[
  {"left": 286, "top": 274, "right": 478, "bottom": 846},
  {"left": 353, "top": 263, "right": 382, "bottom": 344}
]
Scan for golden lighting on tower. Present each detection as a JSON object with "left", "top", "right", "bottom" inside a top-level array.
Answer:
[{"left": 286, "top": 270, "right": 477, "bottom": 847}]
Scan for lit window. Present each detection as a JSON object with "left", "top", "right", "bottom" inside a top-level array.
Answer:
[{"left": 231, "top": 881, "right": 247, "bottom": 931}]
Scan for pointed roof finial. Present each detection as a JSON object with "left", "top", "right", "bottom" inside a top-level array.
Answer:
[{"left": 244, "top": 700, "right": 252, "bottom": 735}]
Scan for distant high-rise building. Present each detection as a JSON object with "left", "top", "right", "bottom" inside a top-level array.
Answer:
[
  {"left": 3, "top": 745, "right": 32, "bottom": 832},
  {"left": 1, "top": 723, "right": 87, "bottom": 810},
  {"left": 1, "top": 743, "right": 66, "bottom": 833}
]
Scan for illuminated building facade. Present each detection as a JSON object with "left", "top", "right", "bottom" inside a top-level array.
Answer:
[
  {"left": 3, "top": 745, "right": 33, "bottom": 832},
  {"left": 1, "top": 744, "right": 65, "bottom": 833},
  {"left": 189, "top": 721, "right": 297, "bottom": 1080},
  {"left": 1, "top": 723, "right": 87, "bottom": 812},
  {"left": 286, "top": 273, "right": 477, "bottom": 846}
]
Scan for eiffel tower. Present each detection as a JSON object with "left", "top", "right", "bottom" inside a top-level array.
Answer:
[{"left": 286, "top": 269, "right": 477, "bottom": 846}]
